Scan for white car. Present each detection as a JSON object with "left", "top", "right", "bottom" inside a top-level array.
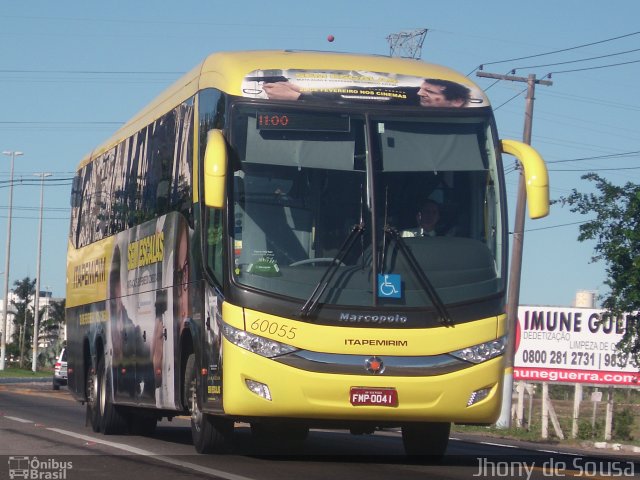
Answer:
[{"left": 52, "top": 348, "right": 67, "bottom": 390}]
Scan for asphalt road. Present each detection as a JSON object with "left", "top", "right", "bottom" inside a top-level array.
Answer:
[{"left": 1, "top": 382, "right": 638, "bottom": 480}]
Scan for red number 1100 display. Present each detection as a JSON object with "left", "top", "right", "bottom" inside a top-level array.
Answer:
[{"left": 258, "top": 114, "right": 289, "bottom": 127}]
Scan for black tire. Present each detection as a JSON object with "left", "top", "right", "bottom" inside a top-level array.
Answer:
[
  {"left": 401, "top": 422, "right": 450, "bottom": 461},
  {"left": 86, "top": 361, "right": 101, "bottom": 432},
  {"left": 184, "top": 353, "right": 230, "bottom": 453},
  {"left": 52, "top": 379, "right": 60, "bottom": 391},
  {"left": 97, "top": 356, "right": 128, "bottom": 434}
]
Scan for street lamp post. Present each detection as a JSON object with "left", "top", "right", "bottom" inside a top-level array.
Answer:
[
  {"left": 0, "top": 271, "right": 4, "bottom": 360},
  {"left": 1, "top": 150, "right": 23, "bottom": 371},
  {"left": 32, "top": 173, "right": 52, "bottom": 372}
]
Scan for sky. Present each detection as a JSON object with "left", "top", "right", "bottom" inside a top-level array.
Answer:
[{"left": 0, "top": 0, "right": 638, "bottom": 308}]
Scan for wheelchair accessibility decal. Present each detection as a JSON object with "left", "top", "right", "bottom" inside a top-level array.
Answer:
[{"left": 377, "top": 274, "right": 402, "bottom": 299}]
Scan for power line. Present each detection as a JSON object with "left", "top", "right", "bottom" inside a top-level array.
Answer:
[
  {"left": 512, "top": 47, "right": 640, "bottom": 72},
  {"left": 547, "top": 151, "right": 640, "bottom": 164},
  {"left": 0, "top": 69, "right": 183, "bottom": 75},
  {"left": 0, "top": 181, "right": 72, "bottom": 189},
  {"left": 0, "top": 214, "right": 68, "bottom": 220},
  {"left": 0, "top": 121, "right": 123, "bottom": 125},
  {"left": 472, "top": 30, "right": 640, "bottom": 72},
  {"left": 0, "top": 177, "right": 74, "bottom": 184},
  {"left": 549, "top": 166, "right": 640, "bottom": 172},
  {"left": 493, "top": 87, "right": 528, "bottom": 110},
  {"left": 0, "top": 171, "right": 75, "bottom": 176},
  {"left": 522, "top": 220, "right": 589, "bottom": 233},
  {"left": 0, "top": 205, "right": 68, "bottom": 212},
  {"left": 549, "top": 58, "right": 640, "bottom": 75}
]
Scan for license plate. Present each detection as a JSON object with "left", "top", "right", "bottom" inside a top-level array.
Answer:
[{"left": 350, "top": 387, "right": 398, "bottom": 407}]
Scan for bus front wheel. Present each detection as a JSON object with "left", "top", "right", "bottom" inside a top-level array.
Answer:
[
  {"left": 184, "top": 353, "right": 230, "bottom": 453},
  {"left": 401, "top": 422, "right": 450, "bottom": 461}
]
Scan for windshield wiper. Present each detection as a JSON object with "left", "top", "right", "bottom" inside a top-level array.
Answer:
[
  {"left": 383, "top": 225, "right": 453, "bottom": 325},
  {"left": 299, "top": 222, "right": 364, "bottom": 318}
]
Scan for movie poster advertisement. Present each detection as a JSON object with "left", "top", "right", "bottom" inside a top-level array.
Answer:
[{"left": 241, "top": 69, "right": 488, "bottom": 108}]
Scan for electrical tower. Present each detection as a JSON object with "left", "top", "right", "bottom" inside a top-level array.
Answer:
[{"left": 386, "top": 29, "right": 428, "bottom": 58}]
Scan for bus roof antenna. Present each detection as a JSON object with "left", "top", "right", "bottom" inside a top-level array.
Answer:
[{"left": 386, "top": 29, "right": 428, "bottom": 59}]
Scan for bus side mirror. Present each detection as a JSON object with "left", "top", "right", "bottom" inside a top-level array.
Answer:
[
  {"left": 501, "top": 139, "right": 549, "bottom": 219},
  {"left": 203, "top": 129, "right": 227, "bottom": 208}
]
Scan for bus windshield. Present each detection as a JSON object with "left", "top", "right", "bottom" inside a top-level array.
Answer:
[{"left": 228, "top": 105, "right": 504, "bottom": 311}]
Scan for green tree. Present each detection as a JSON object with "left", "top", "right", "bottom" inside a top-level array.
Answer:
[
  {"left": 40, "top": 298, "right": 66, "bottom": 345},
  {"left": 39, "top": 299, "right": 66, "bottom": 367},
  {"left": 559, "top": 173, "right": 640, "bottom": 368},
  {"left": 10, "top": 277, "right": 36, "bottom": 368}
]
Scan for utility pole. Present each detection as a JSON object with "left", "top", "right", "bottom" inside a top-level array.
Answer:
[
  {"left": 476, "top": 71, "right": 552, "bottom": 427},
  {"left": 31, "top": 173, "right": 52, "bottom": 372},
  {"left": 1, "top": 150, "right": 23, "bottom": 370}
]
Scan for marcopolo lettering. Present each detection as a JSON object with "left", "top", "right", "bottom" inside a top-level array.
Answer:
[{"left": 339, "top": 312, "right": 407, "bottom": 324}]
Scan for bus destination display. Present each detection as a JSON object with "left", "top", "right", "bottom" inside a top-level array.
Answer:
[{"left": 256, "top": 111, "right": 350, "bottom": 132}]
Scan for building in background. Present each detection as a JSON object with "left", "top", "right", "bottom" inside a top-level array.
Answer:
[
  {"left": 0, "top": 290, "right": 65, "bottom": 352},
  {"left": 574, "top": 289, "right": 598, "bottom": 309}
]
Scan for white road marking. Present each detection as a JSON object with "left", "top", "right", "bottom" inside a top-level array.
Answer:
[
  {"left": 4, "top": 416, "right": 33, "bottom": 423},
  {"left": 43, "top": 427, "right": 256, "bottom": 480},
  {"left": 1, "top": 412, "right": 252, "bottom": 479}
]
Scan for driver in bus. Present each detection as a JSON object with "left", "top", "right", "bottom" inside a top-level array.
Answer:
[{"left": 401, "top": 199, "right": 444, "bottom": 237}]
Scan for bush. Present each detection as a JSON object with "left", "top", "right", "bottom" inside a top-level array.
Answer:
[
  {"left": 577, "top": 419, "right": 603, "bottom": 440},
  {"left": 614, "top": 407, "right": 635, "bottom": 441}
]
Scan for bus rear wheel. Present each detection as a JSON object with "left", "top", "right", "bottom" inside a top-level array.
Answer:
[
  {"left": 401, "top": 422, "right": 450, "bottom": 461},
  {"left": 86, "top": 362, "right": 100, "bottom": 432},
  {"left": 184, "top": 353, "right": 230, "bottom": 453},
  {"left": 97, "top": 356, "right": 128, "bottom": 434}
]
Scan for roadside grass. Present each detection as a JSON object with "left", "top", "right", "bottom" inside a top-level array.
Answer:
[
  {"left": 453, "top": 392, "right": 640, "bottom": 448},
  {"left": 0, "top": 366, "right": 51, "bottom": 378},
  {"left": 453, "top": 423, "right": 640, "bottom": 448},
  {"left": 453, "top": 424, "right": 546, "bottom": 443}
]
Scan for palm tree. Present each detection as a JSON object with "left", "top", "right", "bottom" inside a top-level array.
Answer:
[{"left": 10, "top": 277, "right": 36, "bottom": 368}]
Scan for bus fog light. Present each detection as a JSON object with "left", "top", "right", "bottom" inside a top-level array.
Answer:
[
  {"left": 467, "top": 387, "right": 491, "bottom": 406},
  {"left": 246, "top": 379, "right": 272, "bottom": 401}
]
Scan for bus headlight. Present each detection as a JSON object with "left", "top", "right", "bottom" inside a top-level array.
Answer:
[
  {"left": 450, "top": 336, "right": 507, "bottom": 364},
  {"left": 222, "top": 323, "right": 298, "bottom": 358}
]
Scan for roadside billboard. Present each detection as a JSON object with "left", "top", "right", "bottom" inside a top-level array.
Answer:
[{"left": 514, "top": 306, "right": 639, "bottom": 386}]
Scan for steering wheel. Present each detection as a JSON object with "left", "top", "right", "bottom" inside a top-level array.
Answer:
[{"left": 289, "top": 257, "right": 346, "bottom": 267}]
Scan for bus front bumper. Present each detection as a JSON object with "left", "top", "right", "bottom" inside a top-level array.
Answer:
[{"left": 220, "top": 340, "right": 504, "bottom": 424}]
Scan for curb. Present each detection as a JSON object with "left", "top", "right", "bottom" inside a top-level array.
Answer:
[
  {"left": 453, "top": 431, "right": 640, "bottom": 458},
  {"left": 0, "top": 377, "right": 50, "bottom": 384},
  {"left": 590, "top": 441, "right": 640, "bottom": 454}
]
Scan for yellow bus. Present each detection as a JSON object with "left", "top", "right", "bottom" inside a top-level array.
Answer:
[{"left": 66, "top": 50, "right": 549, "bottom": 458}]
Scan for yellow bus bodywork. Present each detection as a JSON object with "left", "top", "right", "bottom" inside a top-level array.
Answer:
[{"left": 221, "top": 302, "right": 506, "bottom": 423}]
